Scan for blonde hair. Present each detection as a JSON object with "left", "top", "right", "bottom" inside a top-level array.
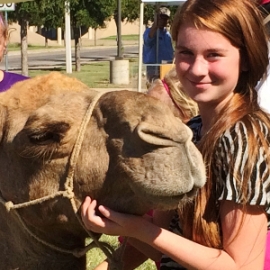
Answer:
[
  {"left": 147, "top": 67, "right": 199, "bottom": 122},
  {"left": 163, "top": 67, "right": 199, "bottom": 120}
]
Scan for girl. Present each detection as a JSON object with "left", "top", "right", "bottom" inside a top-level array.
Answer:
[{"left": 81, "top": 0, "right": 270, "bottom": 269}]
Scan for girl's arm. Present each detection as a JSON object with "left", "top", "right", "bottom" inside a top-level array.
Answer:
[
  {"left": 93, "top": 209, "right": 175, "bottom": 269},
  {"left": 81, "top": 197, "right": 267, "bottom": 270},
  {"left": 126, "top": 209, "right": 175, "bottom": 262}
]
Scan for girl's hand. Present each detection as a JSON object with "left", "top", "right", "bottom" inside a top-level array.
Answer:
[{"left": 80, "top": 196, "right": 147, "bottom": 237}]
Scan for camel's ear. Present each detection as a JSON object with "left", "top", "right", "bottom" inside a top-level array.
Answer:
[{"left": 0, "top": 104, "right": 7, "bottom": 142}]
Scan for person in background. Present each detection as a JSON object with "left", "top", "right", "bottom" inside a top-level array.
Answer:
[
  {"left": 0, "top": 13, "right": 28, "bottom": 93},
  {"left": 143, "top": 7, "right": 174, "bottom": 83},
  {"left": 81, "top": 0, "right": 270, "bottom": 269}
]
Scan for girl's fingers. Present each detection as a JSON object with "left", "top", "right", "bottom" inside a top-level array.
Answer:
[
  {"left": 81, "top": 196, "right": 92, "bottom": 217},
  {"left": 81, "top": 196, "right": 102, "bottom": 231},
  {"left": 98, "top": 205, "right": 114, "bottom": 219},
  {"left": 80, "top": 197, "right": 146, "bottom": 237},
  {"left": 98, "top": 205, "right": 140, "bottom": 235}
]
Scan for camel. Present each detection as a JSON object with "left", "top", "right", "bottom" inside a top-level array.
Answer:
[{"left": 0, "top": 72, "right": 206, "bottom": 270}]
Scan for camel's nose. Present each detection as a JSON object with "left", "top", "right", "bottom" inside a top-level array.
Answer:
[
  {"left": 184, "top": 140, "right": 206, "bottom": 189},
  {"left": 136, "top": 120, "right": 192, "bottom": 147}
]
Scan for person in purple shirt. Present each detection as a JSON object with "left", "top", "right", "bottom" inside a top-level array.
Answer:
[
  {"left": 0, "top": 13, "right": 28, "bottom": 93},
  {"left": 0, "top": 71, "right": 28, "bottom": 93}
]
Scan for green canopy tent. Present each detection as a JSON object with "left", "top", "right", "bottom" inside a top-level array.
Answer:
[{"left": 138, "top": 0, "right": 186, "bottom": 91}]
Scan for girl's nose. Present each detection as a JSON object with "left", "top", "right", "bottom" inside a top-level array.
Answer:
[{"left": 189, "top": 56, "right": 208, "bottom": 77}]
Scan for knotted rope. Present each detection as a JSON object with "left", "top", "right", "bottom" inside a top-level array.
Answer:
[{"left": 0, "top": 89, "right": 124, "bottom": 268}]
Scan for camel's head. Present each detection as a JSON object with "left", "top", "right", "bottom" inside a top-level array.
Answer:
[{"left": 0, "top": 72, "right": 206, "bottom": 228}]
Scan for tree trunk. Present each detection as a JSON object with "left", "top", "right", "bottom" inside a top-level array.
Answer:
[
  {"left": 74, "top": 27, "right": 80, "bottom": 72},
  {"left": 45, "top": 28, "right": 48, "bottom": 48},
  {"left": 44, "top": 36, "right": 48, "bottom": 47},
  {"left": 114, "top": 11, "right": 118, "bottom": 45},
  {"left": 114, "top": 11, "right": 123, "bottom": 58},
  {"left": 37, "top": 25, "right": 42, "bottom": 35},
  {"left": 20, "top": 18, "right": 28, "bottom": 76}
]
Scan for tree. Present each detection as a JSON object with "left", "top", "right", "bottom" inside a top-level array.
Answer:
[
  {"left": 8, "top": 0, "right": 69, "bottom": 75},
  {"left": 37, "top": 0, "right": 66, "bottom": 47},
  {"left": 112, "top": 0, "right": 156, "bottom": 57},
  {"left": 70, "top": 0, "right": 115, "bottom": 71},
  {"left": 8, "top": 1, "right": 42, "bottom": 76}
]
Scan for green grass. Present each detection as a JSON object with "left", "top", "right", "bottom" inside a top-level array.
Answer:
[
  {"left": 101, "top": 35, "right": 139, "bottom": 41},
  {"left": 86, "top": 235, "right": 118, "bottom": 269},
  {"left": 86, "top": 235, "right": 156, "bottom": 270},
  {"left": 28, "top": 59, "right": 140, "bottom": 89},
  {"left": 7, "top": 43, "right": 61, "bottom": 51}
]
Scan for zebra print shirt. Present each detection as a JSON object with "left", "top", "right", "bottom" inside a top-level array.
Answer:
[{"left": 160, "top": 115, "right": 270, "bottom": 270}]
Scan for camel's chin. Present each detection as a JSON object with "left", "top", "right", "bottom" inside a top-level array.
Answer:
[{"left": 144, "top": 188, "right": 198, "bottom": 211}]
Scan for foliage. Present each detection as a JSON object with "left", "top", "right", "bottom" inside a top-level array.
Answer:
[
  {"left": 143, "top": 4, "right": 156, "bottom": 25},
  {"left": 7, "top": 0, "right": 66, "bottom": 29},
  {"left": 8, "top": 0, "right": 114, "bottom": 30},
  {"left": 116, "top": 1, "right": 178, "bottom": 25},
  {"left": 8, "top": 0, "right": 179, "bottom": 30},
  {"left": 8, "top": 1, "right": 42, "bottom": 25},
  {"left": 38, "top": 0, "right": 66, "bottom": 29},
  {"left": 114, "top": 0, "right": 157, "bottom": 24},
  {"left": 121, "top": 0, "right": 140, "bottom": 22},
  {"left": 71, "top": 0, "right": 115, "bottom": 29}
]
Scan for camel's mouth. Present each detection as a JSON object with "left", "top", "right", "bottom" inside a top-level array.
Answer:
[{"left": 142, "top": 187, "right": 198, "bottom": 211}]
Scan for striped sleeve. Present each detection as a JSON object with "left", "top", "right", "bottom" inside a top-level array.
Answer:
[{"left": 214, "top": 121, "right": 270, "bottom": 211}]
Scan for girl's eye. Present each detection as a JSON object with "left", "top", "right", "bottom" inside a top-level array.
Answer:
[
  {"left": 180, "top": 50, "right": 192, "bottom": 55},
  {"left": 208, "top": 52, "right": 220, "bottom": 58},
  {"left": 176, "top": 50, "right": 193, "bottom": 57}
]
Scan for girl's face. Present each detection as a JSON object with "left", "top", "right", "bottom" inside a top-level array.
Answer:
[{"left": 175, "top": 21, "right": 242, "bottom": 109}]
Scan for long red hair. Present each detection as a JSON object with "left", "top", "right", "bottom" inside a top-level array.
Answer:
[{"left": 173, "top": 0, "right": 270, "bottom": 248}]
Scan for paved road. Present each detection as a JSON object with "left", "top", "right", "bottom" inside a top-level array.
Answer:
[{"left": 0, "top": 45, "right": 139, "bottom": 71}]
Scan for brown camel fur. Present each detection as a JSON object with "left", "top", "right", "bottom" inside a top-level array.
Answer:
[{"left": 0, "top": 72, "right": 206, "bottom": 270}]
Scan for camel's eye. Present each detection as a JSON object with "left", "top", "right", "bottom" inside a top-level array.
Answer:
[
  {"left": 25, "top": 122, "right": 70, "bottom": 145},
  {"left": 28, "top": 132, "right": 61, "bottom": 145}
]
